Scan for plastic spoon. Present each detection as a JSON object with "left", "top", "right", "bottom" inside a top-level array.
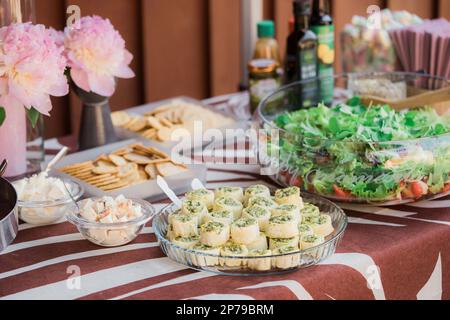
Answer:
[
  {"left": 44, "top": 146, "right": 69, "bottom": 174},
  {"left": 191, "top": 178, "right": 206, "bottom": 190},
  {"left": 156, "top": 175, "right": 182, "bottom": 208},
  {"left": 44, "top": 147, "right": 79, "bottom": 211}
]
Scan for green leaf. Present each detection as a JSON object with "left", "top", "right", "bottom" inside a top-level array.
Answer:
[
  {"left": 347, "top": 96, "right": 361, "bottom": 107},
  {"left": 0, "top": 107, "right": 5, "bottom": 127},
  {"left": 328, "top": 117, "right": 340, "bottom": 133},
  {"left": 26, "top": 107, "right": 40, "bottom": 128}
]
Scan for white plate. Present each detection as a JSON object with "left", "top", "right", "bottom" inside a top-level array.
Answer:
[
  {"left": 51, "top": 140, "right": 207, "bottom": 201},
  {"left": 114, "top": 96, "right": 249, "bottom": 150}
]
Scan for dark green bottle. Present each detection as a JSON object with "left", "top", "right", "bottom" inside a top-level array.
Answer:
[
  {"left": 292, "top": 0, "right": 319, "bottom": 108},
  {"left": 311, "top": 0, "right": 335, "bottom": 105}
]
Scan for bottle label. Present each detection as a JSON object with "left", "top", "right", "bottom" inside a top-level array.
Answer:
[
  {"left": 299, "top": 48, "right": 317, "bottom": 80},
  {"left": 299, "top": 48, "right": 319, "bottom": 108},
  {"left": 311, "top": 24, "right": 335, "bottom": 104},
  {"left": 249, "top": 78, "right": 280, "bottom": 112}
]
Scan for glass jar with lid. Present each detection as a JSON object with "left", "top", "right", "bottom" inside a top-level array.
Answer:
[{"left": 248, "top": 59, "right": 281, "bottom": 114}]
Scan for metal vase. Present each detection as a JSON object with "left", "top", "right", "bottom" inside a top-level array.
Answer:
[
  {"left": 72, "top": 85, "right": 118, "bottom": 151},
  {"left": 0, "top": 177, "right": 18, "bottom": 252}
]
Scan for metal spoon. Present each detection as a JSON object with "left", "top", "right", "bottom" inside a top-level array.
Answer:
[{"left": 0, "top": 160, "right": 7, "bottom": 177}]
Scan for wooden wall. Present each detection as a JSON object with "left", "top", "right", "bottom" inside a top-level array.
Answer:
[{"left": 33, "top": 0, "right": 448, "bottom": 138}]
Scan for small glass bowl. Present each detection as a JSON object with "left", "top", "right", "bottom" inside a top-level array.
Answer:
[
  {"left": 66, "top": 198, "right": 155, "bottom": 247},
  {"left": 17, "top": 179, "right": 84, "bottom": 226}
]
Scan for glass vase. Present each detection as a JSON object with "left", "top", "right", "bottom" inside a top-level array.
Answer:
[{"left": 0, "top": 0, "right": 42, "bottom": 178}]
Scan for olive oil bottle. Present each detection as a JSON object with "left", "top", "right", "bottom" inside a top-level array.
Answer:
[
  {"left": 311, "top": 0, "right": 335, "bottom": 105},
  {"left": 285, "top": 0, "right": 319, "bottom": 107},
  {"left": 253, "top": 20, "right": 281, "bottom": 67}
]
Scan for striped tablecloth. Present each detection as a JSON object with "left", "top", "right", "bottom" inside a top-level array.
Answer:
[{"left": 1, "top": 94, "right": 449, "bottom": 300}]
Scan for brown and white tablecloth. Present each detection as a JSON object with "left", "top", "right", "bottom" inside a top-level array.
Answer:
[{"left": 0, "top": 95, "right": 449, "bottom": 300}]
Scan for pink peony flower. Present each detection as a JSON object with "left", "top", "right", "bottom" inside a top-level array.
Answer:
[
  {"left": 0, "top": 23, "right": 69, "bottom": 116},
  {"left": 48, "top": 27, "right": 65, "bottom": 49},
  {"left": 64, "top": 16, "right": 135, "bottom": 97}
]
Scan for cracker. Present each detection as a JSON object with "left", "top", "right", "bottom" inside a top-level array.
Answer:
[
  {"left": 146, "top": 104, "right": 173, "bottom": 115},
  {"left": 111, "top": 147, "right": 133, "bottom": 156},
  {"left": 109, "top": 154, "right": 127, "bottom": 166},
  {"left": 117, "top": 163, "right": 139, "bottom": 178},
  {"left": 156, "top": 162, "right": 189, "bottom": 177},
  {"left": 159, "top": 117, "right": 174, "bottom": 127},
  {"left": 101, "top": 181, "right": 130, "bottom": 191},
  {"left": 84, "top": 174, "right": 113, "bottom": 183},
  {"left": 122, "top": 117, "right": 137, "bottom": 129},
  {"left": 128, "top": 117, "right": 147, "bottom": 132},
  {"left": 134, "top": 145, "right": 169, "bottom": 159},
  {"left": 157, "top": 127, "right": 174, "bottom": 142},
  {"left": 72, "top": 172, "right": 96, "bottom": 180},
  {"left": 123, "top": 153, "right": 154, "bottom": 165},
  {"left": 147, "top": 116, "right": 163, "bottom": 130},
  {"left": 91, "top": 178, "right": 120, "bottom": 188},
  {"left": 95, "top": 154, "right": 110, "bottom": 162},
  {"left": 144, "top": 164, "right": 157, "bottom": 179},
  {"left": 92, "top": 166, "right": 118, "bottom": 175},
  {"left": 119, "top": 170, "right": 141, "bottom": 185},
  {"left": 96, "top": 160, "right": 116, "bottom": 168},
  {"left": 138, "top": 168, "right": 149, "bottom": 181},
  {"left": 63, "top": 165, "right": 94, "bottom": 175},
  {"left": 141, "top": 128, "right": 157, "bottom": 139},
  {"left": 111, "top": 111, "right": 131, "bottom": 127},
  {"left": 61, "top": 161, "right": 93, "bottom": 171},
  {"left": 69, "top": 167, "right": 94, "bottom": 175}
]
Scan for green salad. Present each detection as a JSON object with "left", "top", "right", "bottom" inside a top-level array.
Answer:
[{"left": 271, "top": 97, "right": 450, "bottom": 202}]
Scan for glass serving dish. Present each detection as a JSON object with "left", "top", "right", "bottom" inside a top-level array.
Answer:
[
  {"left": 154, "top": 193, "right": 347, "bottom": 276},
  {"left": 16, "top": 179, "right": 84, "bottom": 225},
  {"left": 67, "top": 198, "right": 155, "bottom": 247},
  {"left": 255, "top": 72, "right": 450, "bottom": 205}
]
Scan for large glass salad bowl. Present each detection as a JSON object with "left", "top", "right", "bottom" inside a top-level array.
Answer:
[{"left": 255, "top": 72, "right": 450, "bottom": 205}]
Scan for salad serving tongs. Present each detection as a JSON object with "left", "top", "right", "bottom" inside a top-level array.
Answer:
[{"left": 361, "top": 86, "right": 450, "bottom": 113}]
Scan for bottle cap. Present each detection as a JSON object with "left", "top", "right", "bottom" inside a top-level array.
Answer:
[{"left": 257, "top": 20, "right": 275, "bottom": 38}]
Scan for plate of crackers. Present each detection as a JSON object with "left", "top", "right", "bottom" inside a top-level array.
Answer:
[
  {"left": 53, "top": 140, "right": 207, "bottom": 201},
  {"left": 111, "top": 97, "right": 245, "bottom": 148}
]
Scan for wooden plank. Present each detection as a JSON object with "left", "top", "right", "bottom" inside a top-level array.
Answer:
[
  {"left": 35, "top": 0, "right": 71, "bottom": 138},
  {"left": 263, "top": 0, "right": 274, "bottom": 20},
  {"left": 388, "top": 0, "right": 435, "bottom": 19},
  {"left": 332, "top": 0, "right": 385, "bottom": 74},
  {"left": 438, "top": 0, "right": 450, "bottom": 20},
  {"left": 142, "top": 0, "right": 209, "bottom": 101},
  {"left": 274, "top": 0, "right": 291, "bottom": 61},
  {"left": 208, "top": 0, "right": 241, "bottom": 96}
]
